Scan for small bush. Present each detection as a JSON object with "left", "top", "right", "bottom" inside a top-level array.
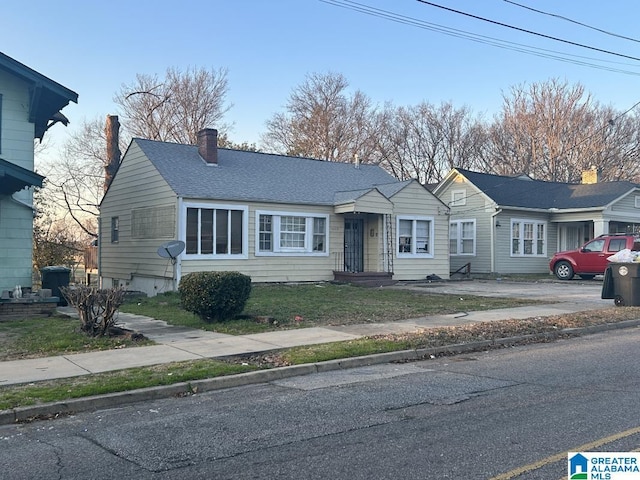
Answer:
[
  {"left": 60, "top": 286, "right": 127, "bottom": 337},
  {"left": 178, "top": 271, "right": 252, "bottom": 322}
]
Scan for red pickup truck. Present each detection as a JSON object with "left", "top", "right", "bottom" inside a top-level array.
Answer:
[{"left": 549, "top": 234, "right": 640, "bottom": 280}]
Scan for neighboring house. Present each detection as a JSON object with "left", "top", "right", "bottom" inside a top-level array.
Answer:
[
  {"left": 0, "top": 52, "right": 77, "bottom": 294},
  {"left": 99, "top": 129, "right": 450, "bottom": 296},
  {"left": 433, "top": 167, "right": 640, "bottom": 275}
]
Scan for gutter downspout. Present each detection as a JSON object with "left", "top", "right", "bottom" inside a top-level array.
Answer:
[
  {"left": 490, "top": 208, "right": 502, "bottom": 273},
  {"left": 97, "top": 219, "right": 102, "bottom": 288},
  {"left": 175, "top": 197, "right": 183, "bottom": 291}
]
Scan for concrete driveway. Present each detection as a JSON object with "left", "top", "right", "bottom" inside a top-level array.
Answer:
[{"left": 391, "top": 277, "right": 610, "bottom": 306}]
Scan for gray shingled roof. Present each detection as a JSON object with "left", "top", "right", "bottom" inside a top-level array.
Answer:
[
  {"left": 456, "top": 168, "right": 639, "bottom": 209},
  {"left": 135, "top": 138, "right": 402, "bottom": 205}
]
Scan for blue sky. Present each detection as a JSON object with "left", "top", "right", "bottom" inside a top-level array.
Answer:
[{"left": 4, "top": 0, "right": 640, "bottom": 160}]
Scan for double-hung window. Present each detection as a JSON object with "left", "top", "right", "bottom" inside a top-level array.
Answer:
[
  {"left": 185, "top": 204, "right": 247, "bottom": 257},
  {"left": 256, "top": 211, "right": 328, "bottom": 255},
  {"left": 397, "top": 216, "right": 434, "bottom": 257},
  {"left": 450, "top": 219, "right": 475, "bottom": 255},
  {"left": 110, "top": 217, "right": 119, "bottom": 243},
  {"left": 511, "top": 219, "right": 546, "bottom": 256}
]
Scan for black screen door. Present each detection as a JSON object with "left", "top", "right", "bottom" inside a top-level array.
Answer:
[{"left": 344, "top": 218, "right": 364, "bottom": 272}]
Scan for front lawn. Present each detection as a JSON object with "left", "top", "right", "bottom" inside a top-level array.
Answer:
[
  {"left": 118, "top": 282, "right": 541, "bottom": 334},
  {"left": 0, "top": 314, "right": 153, "bottom": 362}
]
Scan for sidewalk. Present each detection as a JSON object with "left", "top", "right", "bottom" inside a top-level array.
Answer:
[
  {"left": 0, "top": 300, "right": 611, "bottom": 387},
  {"left": 3, "top": 289, "right": 637, "bottom": 424}
]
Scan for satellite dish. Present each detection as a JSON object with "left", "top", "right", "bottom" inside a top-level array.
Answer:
[{"left": 157, "top": 240, "right": 185, "bottom": 259}]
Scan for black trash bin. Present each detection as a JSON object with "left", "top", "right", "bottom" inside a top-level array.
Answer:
[
  {"left": 601, "top": 262, "right": 640, "bottom": 306},
  {"left": 41, "top": 266, "right": 71, "bottom": 306}
]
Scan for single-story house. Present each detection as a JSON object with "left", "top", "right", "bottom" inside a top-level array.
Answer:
[
  {"left": 99, "top": 129, "right": 450, "bottom": 296},
  {"left": 433, "top": 167, "right": 640, "bottom": 275},
  {"left": 0, "top": 52, "right": 77, "bottom": 294}
]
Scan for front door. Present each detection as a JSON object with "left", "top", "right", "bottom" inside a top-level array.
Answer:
[{"left": 344, "top": 218, "right": 364, "bottom": 272}]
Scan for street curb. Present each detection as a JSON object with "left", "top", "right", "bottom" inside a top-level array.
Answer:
[{"left": 1, "top": 319, "right": 639, "bottom": 425}]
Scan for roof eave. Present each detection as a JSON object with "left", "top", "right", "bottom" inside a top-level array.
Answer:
[
  {"left": 0, "top": 158, "right": 44, "bottom": 194},
  {"left": 548, "top": 206, "right": 606, "bottom": 214},
  {"left": 0, "top": 52, "right": 78, "bottom": 140}
]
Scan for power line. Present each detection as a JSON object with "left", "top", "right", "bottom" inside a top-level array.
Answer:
[
  {"left": 415, "top": 0, "right": 640, "bottom": 62},
  {"left": 448, "top": 98, "right": 640, "bottom": 215},
  {"left": 320, "top": 0, "right": 640, "bottom": 76},
  {"left": 503, "top": 0, "right": 640, "bottom": 44}
]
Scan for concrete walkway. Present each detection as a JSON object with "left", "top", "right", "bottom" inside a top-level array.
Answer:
[
  {"left": 0, "top": 298, "right": 612, "bottom": 387},
  {"left": 3, "top": 280, "right": 635, "bottom": 424}
]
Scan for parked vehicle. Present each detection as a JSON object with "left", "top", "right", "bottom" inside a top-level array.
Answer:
[{"left": 549, "top": 234, "right": 640, "bottom": 280}]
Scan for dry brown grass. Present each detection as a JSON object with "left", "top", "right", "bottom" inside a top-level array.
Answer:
[
  {"left": 235, "top": 307, "right": 640, "bottom": 367},
  {"left": 380, "top": 306, "right": 640, "bottom": 348}
]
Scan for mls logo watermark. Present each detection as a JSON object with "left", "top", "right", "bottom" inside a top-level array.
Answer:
[{"left": 568, "top": 452, "right": 640, "bottom": 479}]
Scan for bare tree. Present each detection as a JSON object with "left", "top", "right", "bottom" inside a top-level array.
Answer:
[
  {"left": 45, "top": 66, "right": 235, "bottom": 236},
  {"left": 262, "top": 72, "right": 379, "bottom": 162},
  {"left": 596, "top": 109, "right": 640, "bottom": 182},
  {"left": 32, "top": 183, "right": 92, "bottom": 276},
  {"left": 115, "top": 66, "right": 232, "bottom": 144},
  {"left": 39, "top": 117, "right": 125, "bottom": 238},
  {"left": 486, "top": 78, "right": 640, "bottom": 182},
  {"left": 217, "top": 132, "right": 260, "bottom": 152},
  {"left": 374, "top": 101, "right": 489, "bottom": 184}
]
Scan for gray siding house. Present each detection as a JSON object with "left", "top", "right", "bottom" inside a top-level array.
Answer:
[
  {"left": 433, "top": 167, "right": 640, "bottom": 275},
  {"left": 99, "top": 129, "right": 450, "bottom": 296},
  {"left": 0, "top": 52, "right": 77, "bottom": 294}
]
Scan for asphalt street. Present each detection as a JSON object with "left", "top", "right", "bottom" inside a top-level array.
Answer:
[{"left": 0, "top": 325, "right": 637, "bottom": 479}]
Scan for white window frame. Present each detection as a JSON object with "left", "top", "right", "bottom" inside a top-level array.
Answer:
[
  {"left": 510, "top": 219, "right": 547, "bottom": 257},
  {"left": 635, "top": 196, "right": 640, "bottom": 208},
  {"left": 182, "top": 202, "right": 248, "bottom": 259},
  {"left": 255, "top": 210, "right": 329, "bottom": 256},
  {"left": 110, "top": 216, "right": 119, "bottom": 243},
  {"left": 450, "top": 219, "right": 476, "bottom": 256},
  {"left": 396, "top": 215, "right": 434, "bottom": 258},
  {"left": 450, "top": 189, "right": 466, "bottom": 207}
]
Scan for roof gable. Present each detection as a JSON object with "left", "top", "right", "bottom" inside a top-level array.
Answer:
[
  {"left": 334, "top": 187, "right": 394, "bottom": 214},
  {"left": 454, "top": 168, "right": 639, "bottom": 210},
  {"left": 134, "top": 138, "right": 401, "bottom": 206}
]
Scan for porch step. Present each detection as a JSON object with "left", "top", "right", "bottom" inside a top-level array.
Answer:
[{"left": 332, "top": 271, "right": 395, "bottom": 287}]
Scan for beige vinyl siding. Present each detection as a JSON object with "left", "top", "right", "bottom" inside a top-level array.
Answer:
[
  {"left": 494, "top": 209, "right": 554, "bottom": 274},
  {"left": 472, "top": 215, "right": 494, "bottom": 273},
  {"left": 608, "top": 190, "right": 640, "bottom": 219},
  {"left": 363, "top": 213, "right": 385, "bottom": 272},
  {"left": 334, "top": 190, "right": 393, "bottom": 214},
  {"left": 180, "top": 201, "right": 339, "bottom": 283},
  {"left": 0, "top": 70, "right": 37, "bottom": 291},
  {"left": 610, "top": 191, "right": 638, "bottom": 212},
  {"left": 438, "top": 178, "right": 495, "bottom": 274},
  {"left": 100, "top": 142, "right": 178, "bottom": 285},
  {"left": 389, "top": 182, "right": 450, "bottom": 280}
]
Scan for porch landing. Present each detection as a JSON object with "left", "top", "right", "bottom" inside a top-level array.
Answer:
[{"left": 332, "top": 271, "right": 395, "bottom": 287}]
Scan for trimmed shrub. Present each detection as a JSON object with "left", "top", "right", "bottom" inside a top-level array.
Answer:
[{"left": 178, "top": 271, "right": 252, "bottom": 322}]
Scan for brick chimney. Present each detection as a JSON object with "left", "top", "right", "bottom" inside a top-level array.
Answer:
[
  {"left": 104, "top": 115, "right": 121, "bottom": 191},
  {"left": 581, "top": 165, "right": 600, "bottom": 184},
  {"left": 197, "top": 128, "right": 218, "bottom": 165}
]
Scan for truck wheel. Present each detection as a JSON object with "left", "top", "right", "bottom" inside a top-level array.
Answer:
[{"left": 554, "top": 261, "right": 574, "bottom": 280}]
